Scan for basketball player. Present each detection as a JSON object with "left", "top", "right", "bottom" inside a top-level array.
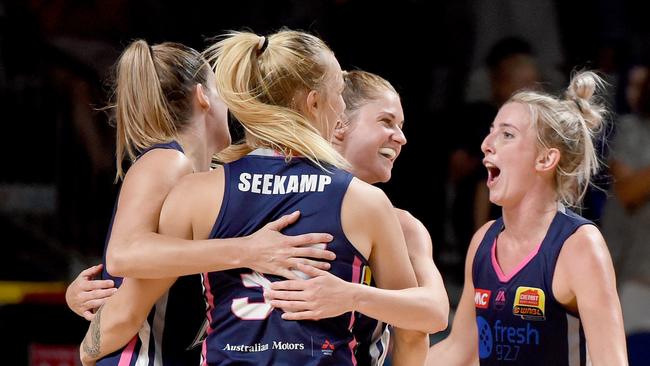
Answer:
[
  {"left": 425, "top": 71, "right": 627, "bottom": 365},
  {"left": 76, "top": 39, "right": 335, "bottom": 365},
  {"left": 265, "top": 70, "right": 450, "bottom": 365},
  {"left": 80, "top": 29, "right": 424, "bottom": 366}
]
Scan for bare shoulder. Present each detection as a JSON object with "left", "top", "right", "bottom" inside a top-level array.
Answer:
[
  {"left": 559, "top": 224, "right": 611, "bottom": 272},
  {"left": 345, "top": 177, "right": 392, "bottom": 211},
  {"left": 394, "top": 208, "right": 422, "bottom": 236},
  {"left": 127, "top": 148, "right": 192, "bottom": 182},
  {"left": 168, "top": 166, "right": 225, "bottom": 202}
]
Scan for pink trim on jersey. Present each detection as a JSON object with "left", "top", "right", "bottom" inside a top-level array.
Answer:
[
  {"left": 117, "top": 336, "right": 138, "bottom": 366},
  {"left": 491, "top": 237, "right": 542, "bottom": 283},
  {"left": 202, "top": 272, "right": 216, "bottom": 366},
  {"left": 346, "top": 256, "right": 362, "bottom": 366}
]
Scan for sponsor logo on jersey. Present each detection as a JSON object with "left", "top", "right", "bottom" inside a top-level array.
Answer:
[
  {"left": 477, "top": 316, "right": 540, "bottom": 361},
  {"left": 222, "top": 341, "right": 305, "bottom": 353},
  {"left": 321, "top": 339, "right": 335, "bottom": 356},
  {"left": 513, "top": 286, "right": 545, "bottom": 321},
  {"left": 238, "top": 173, "right": 332, "bottom": 194},
  {"left": 223, "top": 343, "right": 269, "bottom": 352},
  {"left": 493, "top": 288, "right": 507, "bottom": 311},
  {"left": 475, "top": 289, "right": 492, "bottom": 309}
]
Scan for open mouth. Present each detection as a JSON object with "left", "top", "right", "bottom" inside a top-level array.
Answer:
[
  {"left": 486, "top": 164, "right": 501, "bottom": 187},
  {"left": 379, "top": 147, "right": 397, "bottom": 160}
]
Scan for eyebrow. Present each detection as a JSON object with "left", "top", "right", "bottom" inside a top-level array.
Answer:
[{"left": 492, "top": 122, "right": 520, "bottom": 131}]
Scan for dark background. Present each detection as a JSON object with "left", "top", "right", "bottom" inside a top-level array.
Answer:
[{"left": 1, "top": 0, "right": 649, "bottom": 364}]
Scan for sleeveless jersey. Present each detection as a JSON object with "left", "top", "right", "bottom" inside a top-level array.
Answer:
[
  {"left": 472, "top": 206, "right": 592, "bottom": 365},
  {"left": 99, "top": 141, "right": 206, "bottom": 366},
  {"left": 201, "top": 149, "right": 372, "bottom": 366}
]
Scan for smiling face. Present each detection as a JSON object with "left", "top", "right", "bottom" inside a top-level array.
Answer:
[
  {"left": 480, "top": 102, "right": 541, "bottom": 206},
  {"left": 337, "top": 90, "right": 406, "bottom": 184}
]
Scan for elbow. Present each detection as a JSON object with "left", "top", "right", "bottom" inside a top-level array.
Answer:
[
  {"left": 393, "top": 327, "right": 429, "bottom": 345},
  {"left": 105, "top": 247, "right": 129, "bottom": 277},
  {"left": 422, "top": 294, "right": 450, "bottom": 334}
]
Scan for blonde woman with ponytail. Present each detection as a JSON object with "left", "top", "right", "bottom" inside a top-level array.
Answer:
[
  {"left": 74, "top": 39, "right": 337, "bottom": 366},
  {"left": 426, "top": 71, "right": 627, "bottom": 366},
  {"left": 95, "top": 29, "right": 423, "bottom": 366}
]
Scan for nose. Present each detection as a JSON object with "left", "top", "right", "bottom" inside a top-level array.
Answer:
[
  {"left": 392, "top": 126, "right": 407, "bottom": 146},
  {"left": 481, "top": 132, "right": 494, "bottom": 155}
]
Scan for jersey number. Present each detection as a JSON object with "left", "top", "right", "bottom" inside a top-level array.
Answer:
[{"left": 231, "top": 272, "right": 273, "bottom": 320}]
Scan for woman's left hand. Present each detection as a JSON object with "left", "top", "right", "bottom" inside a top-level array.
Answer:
[{"left": 265, "top": 263, "right": 355, "bottom": 320}]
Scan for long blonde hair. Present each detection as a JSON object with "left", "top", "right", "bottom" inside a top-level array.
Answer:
[
  {"left": 510, "top": 71, "right": 608, "bottom": 206},
  {"left": 205, "top": 30, "right": 348, "bottom": 170},
  {"left": 111, "top": 40, "right": 211, "bottom": 179}
]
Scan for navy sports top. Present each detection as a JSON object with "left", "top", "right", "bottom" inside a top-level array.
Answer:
[
  {"left": 472, "top": 206, "right": 591, "bottom": 365},
  {"left": 99, "top": 140, "right": 206, "bottom": 366},
  {"left": 201, "top": 149, "right": 372, "bottom": 366}
]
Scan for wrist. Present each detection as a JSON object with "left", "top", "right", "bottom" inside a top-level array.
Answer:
[{"left": 346, "top": 282, "right": 362, "bottom": 313}]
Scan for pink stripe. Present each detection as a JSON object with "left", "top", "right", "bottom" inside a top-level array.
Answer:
[
  {"left": 202, "top": 272, "right": 216, "bottom": 366},
  {"left": 491, "top": 238, "right": 542, "bottom": 283},
  {"left": 345, "top": 256, "right": 362, "bottom": 366},
  {"left": 348, "top": 337, "right": 358, "bottom": 366},
  {"left": 117, "top": 336, "right": 138, "bottom": 366}
]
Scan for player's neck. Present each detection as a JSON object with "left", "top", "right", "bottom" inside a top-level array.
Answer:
[
  {"left": 177, "top": 125, "right": 211, "bottom": 173},
  {"left": 501, "top": 194, "right": 558, "bottom": 246}
]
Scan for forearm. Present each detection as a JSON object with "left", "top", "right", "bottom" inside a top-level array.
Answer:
[
  {"left": 426, "top": 335, "right": 477, "bottom": 366},
  {"left": 352, "top": 284, "right": 447, "bottom": 333},
  {"left": 108, "top": 232, "right": 248, "bottom": 278},
  {"left": 391, "top": 327, "right": 428, "bottom": 366},
  {"left": 79, "top": 301, "right": 143, "bottom": 363}
]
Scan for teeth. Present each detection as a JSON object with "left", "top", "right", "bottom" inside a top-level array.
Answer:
[{"left": 379, "top": 148, "right": 396, "bottom": 159}]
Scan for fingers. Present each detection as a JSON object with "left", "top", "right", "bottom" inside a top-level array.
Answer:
[
  {"left": 265, "top": 211, "right": 301, "bottom": 231},
  {"left": 266, "top": 288, "right": 307, "bottom": 302},
  {"left": 291, "top": 259, "right": 330, "bottom": 271},
  {"left": 81, "top": 279, "right": 115, "bottom": 291},
  {"left": 295, "top": 262, "right": 328, "bottom": 276},
  {"left": 290, "top": 233, "right": 334, "bottom": 247},
  {"left": 270, "top": 300, "right": 311, "bottom": 313},
  {"left": 281, "top": 311, "right": 320, "bottom": 321},
  {"left": 82, "top": 310, "right": 95, "bottom": 321},
  {"left": 79, "top": 264, "right": 104, "bottom": 278},
  {"left": 270, "top": 279, "right": 308, "bottom": 291},
  {"left": 291, "top": 244, "right": 335, "bottom": 261}
]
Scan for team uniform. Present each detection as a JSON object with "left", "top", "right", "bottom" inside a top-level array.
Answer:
[
  {"left": 201, "top": 148, "right": 375, "bottom": 366},
  {"left": 472, "top": 206, "right": 592, "bottom": 365},
  {"left": 353, "top": 296, "right": 390, "bottom": 366},
  {"left": 99, "top": 141, "right": 207, "bottom": 366}
]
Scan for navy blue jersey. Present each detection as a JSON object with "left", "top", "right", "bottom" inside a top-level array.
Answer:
[
  {"left": 202, "top": 149, "right": 372, "bottom": 366},
  {"left": 472, "top": 206, "right": 592, "bottom": 365},
  {"left": 352, "top": 276, "right": 390, "bottom": 366},
  {"left": 99, "top": 141, "right": 206, "bottom": 366}
]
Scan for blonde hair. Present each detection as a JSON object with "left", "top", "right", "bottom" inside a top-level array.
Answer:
[
  {"left": 509, "top": 71, "right": 608, "bottom": 206},
  {"left": 112, "top": 40, "right": 211, "bottom": 179},
  {"left": 342, "top": 70, "right": 398, "bottom": 125},
  {"left": 205, "top": 29, "right": 348, "bottom": 170}
]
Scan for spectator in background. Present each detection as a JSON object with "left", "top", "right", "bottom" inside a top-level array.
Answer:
[
  {"left": 601, "top": 62, "right": 650, "bottom": 366},
  {"left": 441, "top": 37, "right": 542, "bottom": 280}
]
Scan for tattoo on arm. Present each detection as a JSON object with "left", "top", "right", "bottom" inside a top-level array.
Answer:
[{"left": 83, "top": 304, "right": 104, "bottom": 357}]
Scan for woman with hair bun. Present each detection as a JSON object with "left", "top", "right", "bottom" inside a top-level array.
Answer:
[{"left": 426, "top": 71, "right": 627, "bottom": 365}]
